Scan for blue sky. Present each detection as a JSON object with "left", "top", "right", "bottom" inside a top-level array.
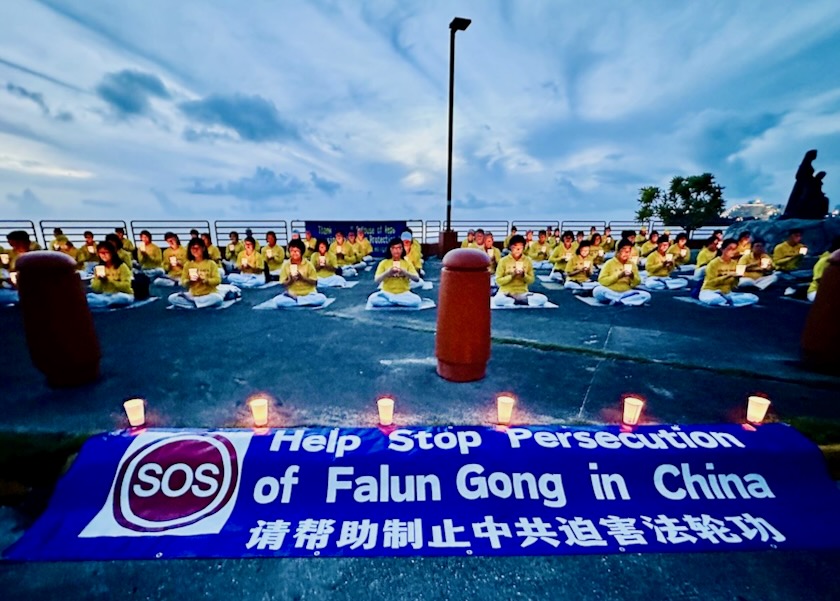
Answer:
[{"left": 1, "top": 0, "right": 839, "bottom": 224}]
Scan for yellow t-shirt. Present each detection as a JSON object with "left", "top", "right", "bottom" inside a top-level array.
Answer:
[
  {"left": 549, "top": 244, "right": 575, "bottom": 270},
  {"left": 495, "top": 255, "right": 535, "bottom": 295},
  {"left": 772, "top": 241, "right": 804, "bottom": 272},
  {"left": 702, "top": 257, "right": 739, "bottom": 294},
  {"left": 564, "top": 254, "right": 594, "bottom": 283},
  {"left": 91, "top": 263, "right": 133, "bottom": 295},
  {"left": 696, "top": 247, "right": 718, "bottom": 268},
  {"left": 181, "top": 259, "right": 221, "bottom": 296},
  {"left": 280, "top": 260, "right": 317, "bottom": 296},
  {"left": 644, "top": 251, "right": 675, "bottom": 277},
  {"left": 311, "top": 252, "right": 339, "bottom": 278},
  {"left": 597, "top": 258, "right": 641, "bottom": 292},
  {"left": 261, "top": 244, "right": 286, "bottom": 271},
  {"left": 375, "top": 258, "right": 418, "bottom": 294},
  {"left": 667, "top": 244, "right": 690, "bottom": 266},
  {"left": 737, "top": 251, "right": 774, "bottom": 280},
  {"left": 137, "top": 243, "right": 163, "bottom": 269},
  {"left": 808, "top": 252, "right": 831, "bottom": 295},
  {"left": 163, "top": 247, "right": 188, "bottom": 276},
  {"left": 236, "top": 250, "right": 265, "bottom": 274}
]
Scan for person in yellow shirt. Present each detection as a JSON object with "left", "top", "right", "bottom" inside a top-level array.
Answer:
[
  {"left": 666, "top": 233, "right": 693, "bottom": 274},
  {"left": 223, "top": 231, "right": 245, "bottom": 272},
  {"left": 115, "top": 227, "right": 135, "bottom": 254},
  {"left": 593, "top": 240, "right": 651, "bottom": 306},
  {"left": 356, "top": 229, "right": 374, "bottom": 263},
  {"left": 570, "top": 231, "right": 585, "bottom": 253},
  {"left": 642, "top": 236, "right": 688, "bottom": 290},
  {"left": 549, "top": 231, "right": 576, "bottom": 281},
  {"left": 527, "top": 230, "right": 553, "bottom": 269},
  {"left": 807, "top": 237, "right": 840, "bottom": 302},
  {"left": 162, "top": 232, "right": 188, "bottom": 285},
  {"left": 368, "top": 238, "right": 423, "bottom": 307},
  {"left": 169, "top": 238, "right": 225, "bottom": 309},
  {"left": 638, "top": 231, "right": 660, "bottom": 268},
  {"left": 104, "top": 233, "right": 132, "bottom": 268},
  {"left": 87, "top": 242, "right": 134, "bottom": 309},
  {"left": 601, "top": 227, "right": 616, "bottom": 255},
  {"left": 461, "top": 229, "right": 477, "bottom": 248},
  {"left": 346, "top": 231, "right": 368, "bottom": 270},
  {"left": 229, "top": 237, "right": 266, "bottom": 288},
  {"left": 773, "top": 229, "right": 808, "bottom": 273},
  {"left": 261, "top": 231, "right": 286, "bottom": 276},
  {"left": 135, "top": 230, "right": 165, "bottom": 278},
  {"left": 494, "top": 235, "right": 547, "bottom": 307},
  {"left": 734, "top": 231, "right": 752, "bottom": 259},
  {"left": 737, "top": 239, "right": 778, "bottom": 291},
  {"left": 49, "top": 228, "right": 65, "bottom": 251},
  {"left": 483, "top": 233, "right": 502, "bottom": 287},
  {"left": 271, "top": 239, "right": 327, "bottom": 308},
  {"left": 75, "top": 231, "right": 99, "bottom": 272},
  {"left": 474, "top": 229, "right": 486, "bottom": 251},
  {"left": 503, "top": 226, "right": 518, "bottom": 250},
  {"left": 311, "top": 239, "right": 346, "bottom": 288},
  {"left": 694, "top": 236, "right": 719, "bottom": 280},
  {"left": 699, "top": 239, "right": 759, "bottom": 307},
  {"left": 563, "top": 242, "right": 598, "bottom": 291},
  {"left": 199, "top": 233, "right": 222, "bottom": 266},
  {"left": 0, "top": 230, "right": 32, "bottom": 305},
  {"left": 589, "top": 234, "right": 606, "bottom": 266},
  {"left": 330, "top": 231, "right": 360, "bottom": 277},
  {"left": 401, "top": 230, "right": 425, "bottom": 286}
]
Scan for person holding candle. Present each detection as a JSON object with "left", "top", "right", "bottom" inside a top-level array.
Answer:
[
  {"left": 694, "top": 236, "right": 720, "bottom": 280},
  {"left": 638, "top": 231, "right": 660, "bottom": 268},
  {"left": 564, "top": 241, "right": 598, "bottom": 291},
  {"left": 368, "top": 238, "right": 423, "bottom": 308},
  {"left": 807, "top": 236, "right": 840, "bottom": 302},
  {"left": 330, "top": 231, "right": 360, "bottom": 277},
  {"left": 699, "top": 239, "right": 759, "bottom": 307},
  {"left": 261, "top": 231, "right": 286, "bottom": 276},
  {"left": 643, "top": 236, "right": 688, "bottom": 290},
  {"left": 303, "top": 230, "right": 318, "bottom": 259},
  {"left": 356, "top": 229, "right": 374, "bottom": 263},
  {"left": 773, "top": 229, "right": 808, "bottom": 274},
  {"left": 590, "top": 233, "right": 606, "bottom": 266},
  {"left": 666, "top": 233, "right": 693, "bottom": 274},
  {"left": 0, "top": 230, "right": 31, "bottom": 305},
  {"left": 311, "top": 238, "right": 346, "bottom": 288},
  {"left": 345, "top": 231, "right": 368, "bottom": 271},
  {"left": 271, "top": 239, "right": 327, "bottom": 307},
  {"left": 601, "top": 227, "right": 616, "bottom": 255},
  {"left": 114, "top": 227, "right": 135, "bottom": 254},
  {"left": 734, "top": 231, "right": 752, "bottom": 259},
  {"left": 494, "top": 235, "right": 546, "bottom": 307},
  {"left": 483, "top": 232, "right": 501, "bottom": 275},
  {"left": 548, "top": 231, "right": 576, "bottom": 281},
  {"left": 593, "top": 239, "right": 651, "bottom": 306},
  {"left": 104, "top": 233, "right": 132, "bottom": 268},
  {"left": 75, "top": 231, "right": 99, "bottom": 272},
  {"left": 223, "top": 231, "right": 244, "bottom": 273},
  {"left": 228, "top": 237, "right": 265, "bottom": 288},
  {"left": 528, "top": 230, "right": 553, "bottom": 269},
  {"left": 135, "top": 230, "right": 165, "bottom": 278},
  {"left": 161, "top": 232, "right": 187, "bottom": 285},
  {"left": 401, "top": 230, "right": 426, "bottom": 287},
  {"left": 168, "top": 237, "right": 225, "bottom": 309},
  {"left": 86, "top": 242, "right": 134, "bottom": 309},
  {"left": 200, "top": 233, "right": 222, "bottom": 266},
  {"left": 736, "top": 239, "right": 778, "bottom": 291},
  {"left": 461, "top": 229, "right": 477, "bottom": 248}
]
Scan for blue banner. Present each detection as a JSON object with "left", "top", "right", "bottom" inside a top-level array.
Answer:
[
  {"left": 5, "top": 424, "right": 840, "bottom": 560},
  {"left": 304, "top": 221, "right": 408, "bottom": 257}
]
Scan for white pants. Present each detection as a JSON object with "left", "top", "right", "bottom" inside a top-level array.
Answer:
[
  {"left": 492, "top": 291, "right": 547, "bottom": 307},
  {"left": 154, "top": 275, "right": 180, "bottom": 287},
  {"left": 532, "top": 260, "right": 552, "bottom": 270},
  {"left": 604, "top": 252, "right": 616, "bottom": 260},
  {"left": 693, "top": 266, "right": 708, "bottom": 280},
  {"left": 807, "top": 290, "right": 817, "bottom": 302},
  {"left": 409, "top": 278, "right": 427, "bottom": 290},
  {"left": 643, "top": 276, "right": 688, "bottom": 290},
  {"left": 273, "top": 291, "right": 327, "bottom": 308},
  {"left": 138, "top": 267, "right": 165, "bottom": 279},
  {"left": 168, "top": 291, "right": 224, "bottom": 309},
  {"left": 674, "top": 265, "right": 695, "bottom": 275},
  {"left": 86, "top": 292, "right": 134, "bottom": 309},
  {"left": 738, "top": 275, "right": 778, "bottom": 291},
  {"left": 317, "top": 274, "right": 347, "bottom": 288},
  {"left": 698, "top": 290, "right": 759, "bottom": 307},
  {"left": 368, "top": 290, "right": 422, "bottom": 308},
  {"left": 340, "top": 266, "right": 358, "bottom": 278},
  {"left": 549, "top": 269, "right": 565, "bottom": 282},
  {"left": 351, "top": 261, "right": 366, "bottom": 270},
  {"left": 593, "top": 286, "right": 651, "bottom": 306},
  {"left": 564, "top": 280, "right": 598, "bottom": 290},
  {"left": 228, "top": 273, "right": 264, "bottom": 288}
]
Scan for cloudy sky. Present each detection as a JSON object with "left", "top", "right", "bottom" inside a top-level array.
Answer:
[{"left": 1, "top": 0, "right": 839, "bottom": 226}]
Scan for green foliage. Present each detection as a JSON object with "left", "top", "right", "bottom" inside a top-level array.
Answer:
[{"left": 635, "top": 173, "right": 725, "bottom": 234}]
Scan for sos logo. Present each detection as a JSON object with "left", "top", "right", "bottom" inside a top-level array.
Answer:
[{"left": 113, "top": 434, "right": 239, "bottom": 532}]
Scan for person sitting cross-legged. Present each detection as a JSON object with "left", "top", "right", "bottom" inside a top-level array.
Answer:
[
  {"left": 589, "top": 234, "right": 606, "bottom": 266},
  {"left": 493, "top": 235, "right": 547, "bottom": 307},
  {"left": 311, "top": 238, "right": 347, "bottom": 288},
  {"left": 200, "top": 233, "right": 222, "bottom": 267},
  {"left": 401, "top": 230, "right": 426, "bottom": 287},
  {"left": 643, "top": 236, "right": 688, "bottom": 290},
  {"left": 168, "top": 238, "right": 226, "bottom": 309},
  {"left": 160, "top": 232, "right": 188, "bottom": 285},
  {"left": 261, "top": 231, "right": 286, "bottom": 277},
  {"left": 222, "top": 231, "right": 244, "bottom": 273},
  {"left": 135, "top": 230, "right": 165, "bottom": 279},
  {"left": 86, "top": 242, "right": 135, "bottom": 309},
  {"left": 527, "top": 230, "right": 553, "bottom": 269},
  {"left": 773, "top": 229, "right": 809, "bottom": 276},
  {"left": 368, "top": 238, "right": 423, "bottom": 308},
  {"left": 736, "top": 239, "right": 778, "bottom": 291},
  {"left": 693, "top": 236, "right": 719, "bottom": 280},
  {"left": 356, "top": 229, "right": 374, "bottom": 263},
  {"left": 271, "top": 239, "right": 327, "bottom": 308},
  {"left": 593, "top": 239, "right": 652, "bottom": 306},
  {"left": 228, "top": 237, "right": 265, "bottom": 288},
  {"left": 346, "top": 231, "right": 368, "bottom": 270},
  {"left": 75, "top": 231, "right": 99, "bottom": 273},
  {"left": 564, "top": 241, "right": 598, "bottom": 291},
  {"left": 483, "top": 233, "right": 501, "bottom": 289},
  {"left": 461, "top": 229, "right": 477, "bottom": 248},
  {"left": 0, "top": 230, "right": 32, "bottom": 305},
  {"left": 699, "top": 239, "right": 759, "bottom": 307},
  {"left": 330, "top": 231, "right": 359, "bottom": 278},
  {"left": 548, "top": 231, "right": 576, "bottom": 281}
]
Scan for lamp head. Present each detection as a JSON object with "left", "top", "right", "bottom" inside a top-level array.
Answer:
[{"left": 450, "top": 17, "right": 471, "bottom": 31}]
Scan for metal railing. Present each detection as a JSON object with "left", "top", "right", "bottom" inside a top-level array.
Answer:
[
  {"left": 214, "top": 220, "right": 289, "bottom": 247},
  {"left": 129, "top": 220, "right": 211, "bottom": 246},
  {"left": 560, "top": 220, "right": 606, "bottom": 234},
  {"left": 512, "top": 221, "right": 560, "bottom": 235},
  {"left": 40, "top": 220, "right": 128, "bottom": 250},
  {"left": 1, "top": 220, "right": 40, "bottom": 248}
]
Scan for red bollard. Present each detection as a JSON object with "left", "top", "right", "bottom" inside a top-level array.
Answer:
[
  {"left": 436, "top": 248, "right": 491, "bottom": 382},
  {"left": 16, "top": 251, "right": 101, "bottom": 387},
  {"left": 801, "top": 250, "right": 840, "bottom": 374}
]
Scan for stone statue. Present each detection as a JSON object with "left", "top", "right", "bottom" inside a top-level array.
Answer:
[{"left": 782, "top": 150, "right": 829, "bottom": 219}]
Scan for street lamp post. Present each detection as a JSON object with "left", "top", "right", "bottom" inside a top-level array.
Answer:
[{"left": 441, "top": 16, "right": 471, "bottom": 257}]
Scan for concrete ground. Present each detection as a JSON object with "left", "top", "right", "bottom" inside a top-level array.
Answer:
[{"left": 1, "top": 258, "right": 839, "bottom": 600}]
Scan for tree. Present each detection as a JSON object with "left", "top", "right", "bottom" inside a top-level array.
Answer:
[{"left": 635, "top": 173, "right": 726, "bottom": 236}]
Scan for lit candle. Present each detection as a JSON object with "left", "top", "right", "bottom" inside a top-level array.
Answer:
[
  {"left": 0, "top": 253, "right": 8, "bottom": 265},
  {"left": 290, "top": 264, "right": 299, "bottom": 277},
  {"left": 497, "top": 395, "right": 515, "bottom": 425},
  {"left": 623, "top": 263, "right": 632, "bottom": 275},
  {"left": 746, "top": 396, "right": 771, "bottom": 424},
  {"left": 319, "top": 255, "right": 326, "bottom": 266},
  {"left": 760, "top": 257, "right": 770, "bottom": 269},
  {"left": 169, "top": 256, "right": 178, "bottom": 266},
  {"left": 188, "top": 268, "right": 199, "bottom": 281},
  {"left": 392, "top": 260, "right": 401, "bottom": 270},
  {"left": 123, "top": 398, "right": 146, "bottom": 427},
  {"left": 266, "top": 249, "right": 273, "bottom": 259},
  {"left": 138, "top": 241, "right": 146, "bottom": 252},
  {"left": 87, "top": 245, "right": 95, "bottom": 253},
  {"left": 377, "top": 397, "right": 395, "bottom": 426},
  {"left": 95, "top": 265, "right": 106, "bottom": 277},
  {"left": 249, "top": 397, "right": 269, "bottom": 427},
  {"left": 622, "top": 397, "right": 644, "bottom": 426},
  {"left": 736, "top": 264, "right": 746, "bottom": 276},
  {"left": 799, "top": 247, "right": 808, "bottom": 256}
]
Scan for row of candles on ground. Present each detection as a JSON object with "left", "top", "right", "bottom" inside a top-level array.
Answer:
[{"left": 121, "top": 394, "right": 772, "bottom": 429}]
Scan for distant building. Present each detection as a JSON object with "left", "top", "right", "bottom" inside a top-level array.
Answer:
[{"left": 722, "top": 199, "right": 781, "bottom": 221}]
